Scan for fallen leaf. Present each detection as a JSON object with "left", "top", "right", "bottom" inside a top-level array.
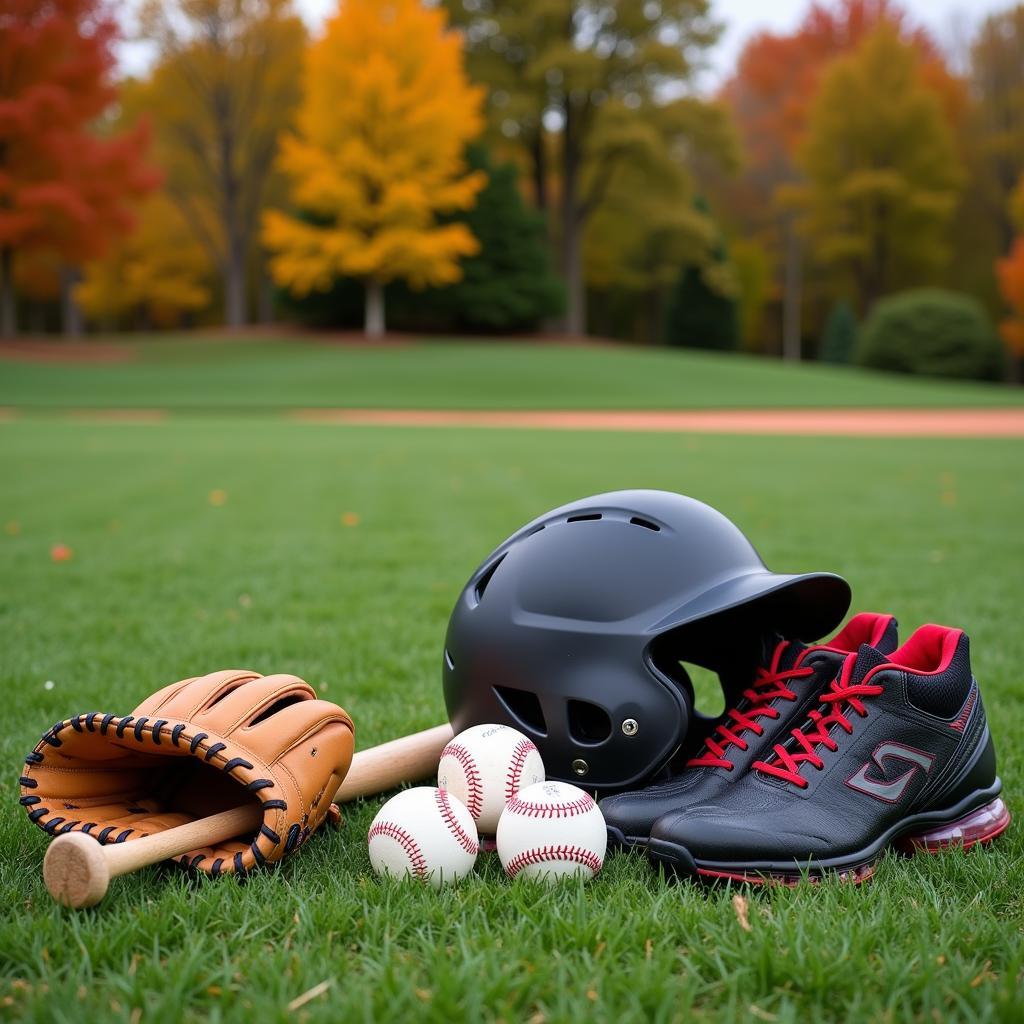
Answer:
[
  {"left": 209, "top": 489, "right": 227, "bottom": 507},
  {"left": 50, "top": 543, "right": 73, "bottom": 562},
  {"left": 5, "top": 521, "right": 19, "bottom": 535},
  {"left": 286, "top": 980, "right": 332, "bottom": 1012},
  {"left": 733, "top": 893, "right": 752, "bottom": 932},
  {"left": 341, "top": 512, "right": 360, "bottom": 527}
]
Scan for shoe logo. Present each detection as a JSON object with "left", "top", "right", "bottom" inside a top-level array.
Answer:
[{"left": 845, "top": 742, "right": 935, "bottom": 803}]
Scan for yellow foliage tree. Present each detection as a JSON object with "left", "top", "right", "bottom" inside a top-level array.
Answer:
[
  {"left": 263, "top": 0, "right": 486, "bottom": 336},
  {"left": 77, "top": 193, "right": 212, "bottom": 327}
]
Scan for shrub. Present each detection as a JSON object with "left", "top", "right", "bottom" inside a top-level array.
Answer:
[
  {"left": 665, "top": 265, "right": 738, "bottom": 351},
  {"left": 819, "top": 299, "right": 857, "bottom": 364},
  {"left": 855, "top": 289, "right": 1005, "bottom": 381}
]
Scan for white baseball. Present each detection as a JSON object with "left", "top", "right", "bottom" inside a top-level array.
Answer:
[
  {"left": 437, "top": 723, "right": 545, "bottom": 834},
  {"left": 367, "top": 787, "right": 478, "bottom": 888},
  {"left": 496, "top": 780, "right": 607, "bottom": 882}
]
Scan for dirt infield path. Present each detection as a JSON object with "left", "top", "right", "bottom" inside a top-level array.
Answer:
[{"left": 292, "top": 407, "right": 1024, "bottom": 438}]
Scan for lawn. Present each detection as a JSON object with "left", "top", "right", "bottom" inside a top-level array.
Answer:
[
  {"left": 2, "top": 335, "right": 1023, "bottom": 410},
  {"left": 1, "top": 410, "right": 1021, "bottom": 1023}
]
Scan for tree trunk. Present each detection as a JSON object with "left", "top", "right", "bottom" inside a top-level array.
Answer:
[
  {"left": 531, "top": 130, "right": 548, "bottom": 212},
  {"left": 561, "top": 98, "right": 585, "bottom": 336},
  {"left": 61, "top": 266, "right": 83, "bottom": 337},
  {"left": 224, "top": 247, "right": 246, "bottom": 328},
  {"left": 365, "top": 279, "right": 385, "bottom": 338},
  {"left": 1, "top": 247, "right": 15, "bottom": 337},
  {"left": 782, "top": 223, "right": 802, "bottom": 362}
]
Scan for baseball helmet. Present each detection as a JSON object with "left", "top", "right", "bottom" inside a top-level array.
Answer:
[{"left": 442, "top": 489, "right": 850, "bottom": 791}]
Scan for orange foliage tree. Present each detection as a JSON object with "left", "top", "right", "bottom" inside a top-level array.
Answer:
[
  {"left": 997, "top": 177, "right": 1024, "bottom": 372},
  {"left": 263, "top": 0, "right": 486, "bottom": 337},
  {"left": 716, "top": 0, "right": 964, "bottom": 353},
  {"left": 0, "top": 0, "right": 157, "bottom": 335}
]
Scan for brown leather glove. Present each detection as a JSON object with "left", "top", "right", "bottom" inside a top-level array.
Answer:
[{"left": 19, "top": 670, "right": 354, "bottom": 877}]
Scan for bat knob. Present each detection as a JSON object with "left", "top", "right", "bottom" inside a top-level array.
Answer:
[{"left": 44, "top": 832, "right": 111, "bottom": 908}]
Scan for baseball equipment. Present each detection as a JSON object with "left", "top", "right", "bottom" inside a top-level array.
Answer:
[
  {"left": 648, "top": 625, "right": 1010, "bottom": 884},
  {"left": 444, "top": 489, "right": 850, "bottom": 792},
  {"left": 496, "top": 780, "right": 607, "bottom": 882},
  {"left": 600, "top": 613, "right": 898, "bottom": 846},
  {"left": 368, "top": 787, "right": 479, "bottom": 887},
  {"left": 21, "top": 670, "right": 355, "bottom": 880},
  {"left": 438, "top": 723, "right": 545, "bottom": 833},
  {"left": 41, "top": 723, "right": 453, "bottom": 908}
]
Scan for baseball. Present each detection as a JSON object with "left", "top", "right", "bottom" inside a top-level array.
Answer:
[
  {"left": 437, "top": 723, "right": 545, "bottom": 834},
  {"left": 367, "top": 787, "right": 479, "bottom": 888},
  {"left": 496, "top": 780, "right": 607, "bottom": 883}
]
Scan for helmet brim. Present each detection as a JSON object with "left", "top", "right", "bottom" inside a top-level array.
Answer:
[{"left": 651, "top": 570, "right": 851, "bottom": 643}]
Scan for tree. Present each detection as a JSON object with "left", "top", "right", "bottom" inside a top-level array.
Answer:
[
  {"left": 717, "top": 0, "right": 964, "bottom": 355},
  {"left": 264, "top": 0, "right": 486, "bottom": 337},
  {"left": 0, "top": 0, "right": 157, "bottom": 335},
  {"left": 664, "top": 201, "right": 738, "bottom": 351},
  {"left": 819, "top": 299, "right": 857, "bottom": 364},
  {"left": 445, "top": 1, "right": 726, "bottom": 336},
  {"left": 791, "top": 25, "right": 963, "bottom": 313},
  {"left": 415, "top": 146, "right": 563, "bottom": 331},
  {"left": 996, "top": 174, "right": 1024, "bottom": 379},
  {"left": 139, "top": 0, "right": 305, "bottom": 327},
  {"left": 76, "top": 192, "right": 213, "bottom": 328}
]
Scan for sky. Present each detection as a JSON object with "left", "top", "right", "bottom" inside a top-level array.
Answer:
[{"left": 117, "top": 0, "right": 1011, "bottom": 88}]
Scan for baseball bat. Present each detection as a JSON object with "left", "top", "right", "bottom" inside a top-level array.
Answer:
[{"left": 43, "top": 722, "right": 453, "bottom": 908}]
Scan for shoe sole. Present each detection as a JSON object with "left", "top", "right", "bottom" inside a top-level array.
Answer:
[
  {"left": 647, "top": 788, "right": 1010, "bottom": 886},
  {"left": 607, "top": 825, "right": 649, "bottom": 849}
]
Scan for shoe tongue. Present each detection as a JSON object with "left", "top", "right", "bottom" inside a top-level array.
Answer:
[
  {"left": 761, "top": 633, "right": 806, "bottom": 673},
  {"left": 850, "top": 643, "right": 889, "bottom": 683}
]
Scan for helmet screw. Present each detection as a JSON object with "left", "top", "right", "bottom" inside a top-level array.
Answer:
[
  {"left": 571, "top": 759, "right": 589, "bottom": 777},
  {"left": 621, "top": 718, "right": 639, "bottom": 737}
]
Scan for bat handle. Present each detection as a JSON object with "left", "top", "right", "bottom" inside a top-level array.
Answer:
[{"left": 44, "top": 804, "right": 263, "bottom": 908}]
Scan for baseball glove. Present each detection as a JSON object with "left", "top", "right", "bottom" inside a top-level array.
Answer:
[{"left": 19, "top": 670, "right": 354, "bottom": 876}]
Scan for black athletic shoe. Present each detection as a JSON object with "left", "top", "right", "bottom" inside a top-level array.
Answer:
[
  {"left": 600, "top": 612, "right": 899, "bottom": 847},
  {"left": 647, "top": 624, "right": 1010, "bottom": 884}
]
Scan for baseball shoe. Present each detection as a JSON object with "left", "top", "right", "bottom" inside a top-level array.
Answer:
[
  {"left": 600, "top": 612, "right": 899, "bottom": 847},
  {"left": 647, "top": 624, "right": 1010, "bottom": 883}
]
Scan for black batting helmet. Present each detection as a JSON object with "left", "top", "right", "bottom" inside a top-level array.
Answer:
[{"left": 442, "top": 490, "right": 850, "bottom": 791}]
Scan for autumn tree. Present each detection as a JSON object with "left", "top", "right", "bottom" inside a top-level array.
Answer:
[
  {"left": 77, "top": 192, "right": 212, "bottom": 327},
  {"left": 139, "top": 0, "right": 305, "bottom": 327},
  {"left": 0, "top": 0, "right": 157, "bottom": 335},
  {"left": 791, "top": 25, "right": 962, "bottom": 313},
  {"left": 445, "top": 1, "right": 727, "bottom": 335},
  {"left": 996, "top": 175, "right": 1024, "bottom": 379},
  {"left": 718, "top": 0, "right": 963, "bottom": 355},
  {"left": 264, "top": 0, "right": 486, "bottom": 337}
]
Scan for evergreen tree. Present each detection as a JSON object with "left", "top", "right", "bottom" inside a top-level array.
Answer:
[
  {"left": 415, "top": 146, "right": 563, "bottom": 331},
  {"left": 820, "top": 300, "right": 858, "bottom": 364}
]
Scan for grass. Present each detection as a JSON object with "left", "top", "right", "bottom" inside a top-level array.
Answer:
[
  {"left": 1, "top": 411, "right": 1021, "bottom": 1023},
  {"left": 2, "top": 334, "right": 1023, "bottom": 410}
]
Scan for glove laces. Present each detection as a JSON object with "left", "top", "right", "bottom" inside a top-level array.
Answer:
[
  {"left": 753, "top": 653, "right": 885, "bottom": 788},
  {"left": 687, "top": 642, "right": 814, "bottom": 771}
]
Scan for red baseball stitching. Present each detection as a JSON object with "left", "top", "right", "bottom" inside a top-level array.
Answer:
[
  {"left": 505, "top": 792, "right": 595, "bottom": 818},
  {"left": 368, "top": 821, "right": 428, "bottom": 880},
  {"left": 505, "top": 845, "right": 602, "bottom": 878},
  {"left": 435, "top": 789, "right": 479, "bottom": 855},
  {"left": 505, "top": 738, "right": 539, "bottom": 804},
  {"left": 439, "top": 743, "right": 483, "bottom": 819}
]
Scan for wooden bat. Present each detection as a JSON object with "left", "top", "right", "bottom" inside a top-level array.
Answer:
[{"left": 43, "top": 723, "right": 453, "bottom": 909}]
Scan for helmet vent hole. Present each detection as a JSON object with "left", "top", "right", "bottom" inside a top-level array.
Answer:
[
  {"left": 629, "top": 516, "right": 660, "bottom": 532},
  {"left": 473, "top": 554, "right": 506, "bottom": 605},
  {"left": 493, "top": 686, "right": 547, "bottom": 736},
  {"left": 566, "top": 513, "right": 602, "bottom": 523},
  {"left": 567, "top": 700, "right": 612, "bottom": 745},
  {"left": 680, "top": 662, "right": 725, "bottom": 718}
]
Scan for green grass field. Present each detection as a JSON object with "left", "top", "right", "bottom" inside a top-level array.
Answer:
[
  {"left": 1, "top": 342, "right": 1022, "bottom": 1022},
  {"left": 2, "top": 335, "right": 1023, "bottom": 409}
]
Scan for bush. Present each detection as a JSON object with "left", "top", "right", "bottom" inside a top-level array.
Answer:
[
  {"left": 855, "top": 289, "right": 1005, "bottom": 381},
  {"left": 819, "top": 299, "right": 857, "bottom": 364},
  {"left": 665, "top": 266, "right": 738, "bottom": 351}
]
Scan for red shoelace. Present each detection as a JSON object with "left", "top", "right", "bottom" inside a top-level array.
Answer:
[
  {"left": 753, "top": 653, "right": 885, "bottom": 788},
  {"left": 686, "top": 642, "right": 815, "bottom": 771}
]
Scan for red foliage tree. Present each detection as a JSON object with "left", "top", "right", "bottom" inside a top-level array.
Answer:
[{"left": 0, "top": 0, "right": 158, "bottom": 334}]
